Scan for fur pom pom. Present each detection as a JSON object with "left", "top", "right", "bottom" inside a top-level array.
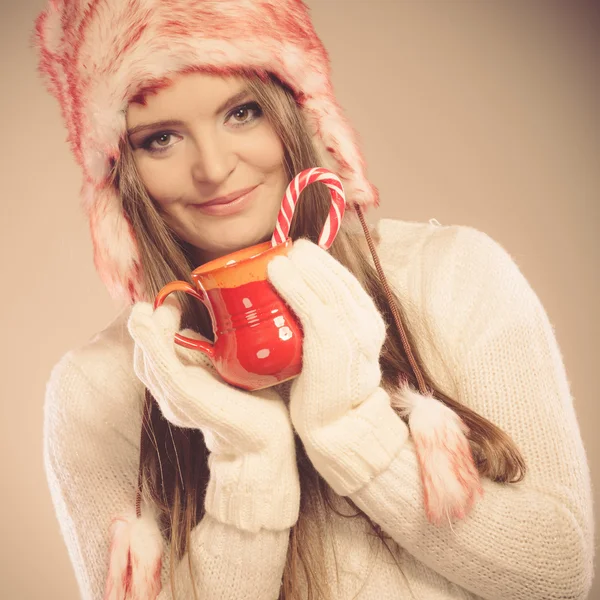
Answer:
[
  {"left": 390, "top": 379, "right": 484, "bottom": 526},
  {"left": 103, "top": 509, "right": 163, "bottom": 600}
]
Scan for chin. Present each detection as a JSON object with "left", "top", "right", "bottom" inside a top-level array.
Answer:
[{"left": 193, "top": 228, "right": 273, "bottom": 264}]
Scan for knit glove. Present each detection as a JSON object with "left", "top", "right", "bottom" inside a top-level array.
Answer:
[
  {"left": 267, "top": 239, "right": 408, "bottom": 496},
  {"left": 127, "top": 299, "right": 300, "bottom": 533}
]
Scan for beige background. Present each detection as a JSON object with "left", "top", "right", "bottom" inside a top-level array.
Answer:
[{"left": 1, "top": 0, "right": 597, "bottom": 597}]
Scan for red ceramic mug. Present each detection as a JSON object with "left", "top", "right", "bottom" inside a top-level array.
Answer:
[
  {"left": 154, "top": 237, "right": 303, "bottom": 391},
  {"left": 154, "top": 168, "right": 346, "bottom": 391}
]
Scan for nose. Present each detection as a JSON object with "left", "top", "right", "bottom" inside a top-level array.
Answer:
[{"left": 189, "top": 129, "right": 236, "bottom": 186}]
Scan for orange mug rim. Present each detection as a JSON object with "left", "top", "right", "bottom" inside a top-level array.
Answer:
[{"left": 190, "top": 237, "right": 291, "bottom": 278}]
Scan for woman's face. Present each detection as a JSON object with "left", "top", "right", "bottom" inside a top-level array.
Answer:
[{"left": 126, "top": 72, "right": 289, "bottom": 264}]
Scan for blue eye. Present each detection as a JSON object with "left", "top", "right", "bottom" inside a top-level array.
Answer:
[{"left": 140, "top": 102, "right": 264, "bottom": 154}]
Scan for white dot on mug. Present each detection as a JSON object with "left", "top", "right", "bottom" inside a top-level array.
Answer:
[
  {"left": 274, "top": 315, "right": 285, "bottom": 327},
  {"left": 279, "top": 327, "right": 292, "bottom": 341},
  {"left": 256, "top": 348, "right": 270, "bottom": 359},
  {"left": 242, "top": 297, "right": 253, "bottom": 308}
]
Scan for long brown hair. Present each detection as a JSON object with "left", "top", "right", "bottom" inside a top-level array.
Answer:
[{"left": 111, "top": 72, "right": 526, "bottom": 598}]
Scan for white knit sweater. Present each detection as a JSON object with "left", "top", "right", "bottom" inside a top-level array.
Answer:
[{"left": 43, "top": 218, "right": 595, "bottom": 599}]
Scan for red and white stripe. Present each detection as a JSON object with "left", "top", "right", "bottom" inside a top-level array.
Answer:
[{"left": 271, "top": 167, "right": 346, "bottom": 250}]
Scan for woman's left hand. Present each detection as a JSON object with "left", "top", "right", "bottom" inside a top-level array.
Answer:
[{"left": 268, "top": 238, "right": 407, "bottom": 495}]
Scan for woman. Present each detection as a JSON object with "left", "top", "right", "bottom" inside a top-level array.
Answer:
[{"left": 33, "top": 1, "right": 594, "bottom": 599}]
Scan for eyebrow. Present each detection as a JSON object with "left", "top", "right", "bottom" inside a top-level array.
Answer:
[{"left": 126, "top": 88, "right": 252, "bottom": 137}]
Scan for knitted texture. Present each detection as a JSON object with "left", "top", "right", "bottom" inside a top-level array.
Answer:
[
  {"left": 267, "top": 238, "right": 410, "bottom": 496},
  {"left": 127, "top": 299, "right": 300, "bottom": 533},
  {"left": 43, "top": 218, "right": 594, "bottom": 599}
]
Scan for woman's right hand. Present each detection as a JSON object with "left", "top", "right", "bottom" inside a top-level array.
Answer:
[{"left": 127, "top": 299, "right": 300, "bottom": 533}]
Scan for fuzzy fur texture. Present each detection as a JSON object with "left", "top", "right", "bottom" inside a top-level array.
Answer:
[
  {"left": 390, "top": 378, "right": 484, "bottom": 525},
  {"left": 31, "top": 0, "right": 379, "bottom": 303},
  {"left": 103, "top": 508, "right": 163, "bottom": 600}
]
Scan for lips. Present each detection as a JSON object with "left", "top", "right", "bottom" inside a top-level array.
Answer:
[
  {"left": 197, "top": 185, "right": 259, "bottom": 207},
  {"left": 190, "top": 184, "right": 260, "bottom": 217}
]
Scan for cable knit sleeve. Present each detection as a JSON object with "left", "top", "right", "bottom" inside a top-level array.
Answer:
[
  {"left": 347, "top": 225, "right": 595, "bottom": 600},
  {"left": 43, "top": 336, "right": 290, "bottom": 600}
]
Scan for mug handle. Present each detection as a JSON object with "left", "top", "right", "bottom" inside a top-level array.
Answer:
[{"left": 154, "top": 281, "right": 215, "bottom": 358}]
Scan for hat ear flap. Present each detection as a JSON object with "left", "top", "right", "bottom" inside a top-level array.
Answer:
[
  {"left": 301, "top": 96, "right": 379, "bottom": 210},
  {"left": 86, "top": 182, "right": 144, "bottom": 304}
]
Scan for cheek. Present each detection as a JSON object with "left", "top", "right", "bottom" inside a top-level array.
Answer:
[
  {"left": 241, "top": 129, "right": 286, "bottom": 172},
  {"left": 135, "top": 158, "right": 182, "bottom": 209}
]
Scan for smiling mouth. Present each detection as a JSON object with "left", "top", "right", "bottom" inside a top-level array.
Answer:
[
  {"left": 190, "top": 185, "right": 260, "bottom": 215},
  {"left": 195, "top": 185, "right": 259, "bottom": 207}
]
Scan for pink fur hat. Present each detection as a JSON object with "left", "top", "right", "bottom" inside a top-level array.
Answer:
[{"left": 31, "top": 0, "right": 378, "bottom": 304}]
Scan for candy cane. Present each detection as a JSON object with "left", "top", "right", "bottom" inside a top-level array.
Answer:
[{"left": 271, "top": 167, "right": 346, "bottom": 249}]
